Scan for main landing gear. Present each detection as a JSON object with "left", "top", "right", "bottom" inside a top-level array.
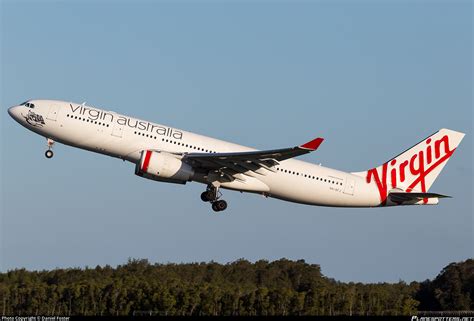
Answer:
[
  {"left": 201, "top": 184, "right": 228, "bottom": 212},
  {"left": 45, "top": 138, "right": 55, "bottom": 159}
]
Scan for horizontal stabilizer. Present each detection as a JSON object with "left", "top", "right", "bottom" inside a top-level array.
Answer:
[{"left": 389, "top": 192, "right": 451, "bottom": 202}]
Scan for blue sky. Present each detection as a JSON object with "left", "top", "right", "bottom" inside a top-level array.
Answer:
[{"left": 1, "top": 0, "right": 472, "bottom": 283}]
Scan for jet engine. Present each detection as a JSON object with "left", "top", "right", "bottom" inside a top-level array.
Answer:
[{"left": 135, "top": 150, "right": 194, "bottom": 184}]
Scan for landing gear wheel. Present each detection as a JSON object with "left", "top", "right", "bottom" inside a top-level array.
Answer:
[
  {"left": 212, "top": 200, "right": 228, "bottom": 212},
  {"left": 201, "top": 184, "right": 227, "bottom": 212},
  {"left": 200, "top": 185, "right": 220, "bottom": 202},
  {"left": 215, "top": 200, "right": 227, "bottom": 211},
  {"left": 201, "top": 191, "right": 213, "bottom": 202},
  {"left": 45, "top": 150, "right": 54, "bottom": 159}
]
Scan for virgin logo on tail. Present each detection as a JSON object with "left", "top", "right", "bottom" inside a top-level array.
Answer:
[{"left": 366, "top": 135, "right": 455, "bottom": 205}]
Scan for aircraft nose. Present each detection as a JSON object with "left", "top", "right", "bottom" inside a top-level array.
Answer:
[
  {"left": 8, "top": 106, "right": 15, "bottom": 117},
  {"left": 8, "top": 106, "right": 20, "bottom": 119},
  {"left": 8, "top": 106, "right": 20, "bottom": 121}
]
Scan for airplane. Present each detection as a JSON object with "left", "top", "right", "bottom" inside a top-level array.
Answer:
[{"left": 8, "top": 100, "right": 465, "bottom": 212}]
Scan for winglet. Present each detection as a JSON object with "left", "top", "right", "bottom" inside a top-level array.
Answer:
[{"left": 300, "top": 137, "right": 324, "bottom": 151}]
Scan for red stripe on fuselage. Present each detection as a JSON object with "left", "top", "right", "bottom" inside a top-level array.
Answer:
[{"left": 142, "top": 150, "right": 152, "bottom": 173}]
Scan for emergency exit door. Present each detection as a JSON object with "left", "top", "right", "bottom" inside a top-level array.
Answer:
[
  {"left": 47, "top": 104, "right": 60, "bottom": 121},
  {"left": 344, "top": 178, "right": 355, "bottom": 195},
  {"left": 111, "top": 123, "right": 124, "bottom": 138}
]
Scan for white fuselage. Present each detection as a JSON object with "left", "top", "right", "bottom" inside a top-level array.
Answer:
[{"left": 8, "top": 100, "right": 384, "bottom": 207}]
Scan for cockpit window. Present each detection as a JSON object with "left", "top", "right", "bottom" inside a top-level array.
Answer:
[{"left": 20, "top": 101, "right": 34, "bottom": 108}]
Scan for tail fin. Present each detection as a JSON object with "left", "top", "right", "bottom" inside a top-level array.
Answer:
[{"left": 353, "top": 129, "right": 465, "bottom": 203}]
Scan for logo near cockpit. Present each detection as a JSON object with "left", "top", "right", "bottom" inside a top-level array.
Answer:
[{"left": 22, "top": 110, "right": 45, "bottom": 127}]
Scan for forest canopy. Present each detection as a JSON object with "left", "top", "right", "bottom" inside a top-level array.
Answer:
[{"left": 0, "top": 258, "right": 472, "bottom": 316}]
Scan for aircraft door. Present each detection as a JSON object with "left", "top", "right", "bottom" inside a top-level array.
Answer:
[
  {"left": 111, "top": 123, "right": 124, "bottom": 138},
  {"left": 46, "top": 104, "right": 60, "bottom": 121},
  {"left": 344, "top": 177, "right": 355, "bottom": 195}
]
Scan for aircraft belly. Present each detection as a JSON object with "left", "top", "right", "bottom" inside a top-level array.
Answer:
[{"left": 263, "top": 173, "right": 380, "bottom": 207}]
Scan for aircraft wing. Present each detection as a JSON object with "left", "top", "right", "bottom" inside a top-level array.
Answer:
[{"left": 182, "top": 137, "right": 324, "bottom": 178}]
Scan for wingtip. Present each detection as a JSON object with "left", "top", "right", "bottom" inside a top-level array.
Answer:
[
  {"left": 300, "top": 137, "right": 324, "bottom": 151},
  {"left": 428, "top": 192, "right": 451, "bottom": 199}
]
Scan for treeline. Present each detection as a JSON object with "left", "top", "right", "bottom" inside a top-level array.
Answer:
[{"left": 0, "top": 258, "right": 472, "bottom": 316}]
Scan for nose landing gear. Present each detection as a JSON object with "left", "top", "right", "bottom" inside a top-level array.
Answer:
[
  {"left": 45, "top": 138, "right": 55, "bottom": 159},
  {"left": 45, "top": 150, "right": 54, "bottom": 158},
  {"left": 201, "top": 184, "right": 228, "bottom": 212}
]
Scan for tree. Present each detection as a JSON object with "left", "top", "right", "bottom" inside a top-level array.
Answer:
[{"left": 1, "top": 258, "right": 472, "bottom": 316}]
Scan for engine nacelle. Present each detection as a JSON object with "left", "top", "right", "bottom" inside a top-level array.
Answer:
[{"left": 135, "top": 150, "right": 194, "bottom": 184}]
